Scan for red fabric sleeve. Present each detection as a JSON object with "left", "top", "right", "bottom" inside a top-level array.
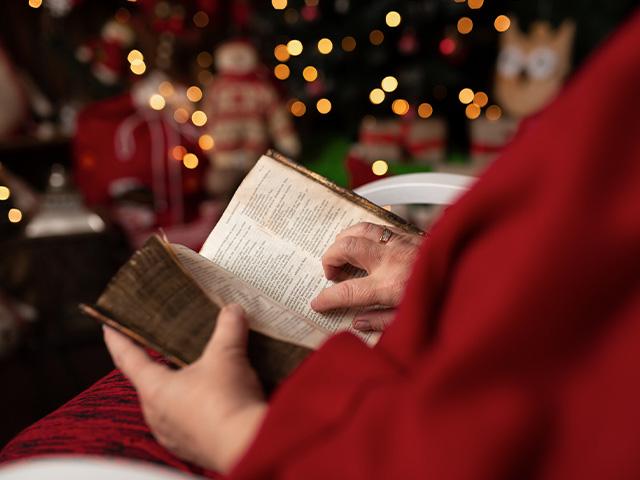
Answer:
[{"left": 230, "top": 11, "right": 640, "bottom": 480}]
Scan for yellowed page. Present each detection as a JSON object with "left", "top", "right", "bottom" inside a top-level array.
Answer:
[
  {"left": 173, "top": 244, "right": 326, "bottom": 350},
  {"left": 200, "top": 155, "right": 390, "bottom": 346}
]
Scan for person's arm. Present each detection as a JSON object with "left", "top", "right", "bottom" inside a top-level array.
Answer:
[{"left": 311, "top": 221, "right": 423, "bottom": 331}]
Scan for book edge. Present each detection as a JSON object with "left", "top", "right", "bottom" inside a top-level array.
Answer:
[{"left": 266, "top": 149, "right": 423, "bottom": 235}]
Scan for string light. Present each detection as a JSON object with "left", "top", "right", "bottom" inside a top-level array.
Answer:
[
  {"left": 457, "top": 17, "right": 473, "bottom": 35},
  {"left": 173, "top": 108, "right": 190, "bottom": 124},
  {"left": 303, "top": 66, "right": 318, "bottom": 82},
  {"left": 193, "top": 11, "right": 209, "bottom": 27},
  {"left": 316, "top": 98, "right": 332, "bottom": 114},
  {"left": 474, "top": 91, "right": 489, "bottom": 107},
  {"left": 369, "top": 30, "right": 384, "bottom": 46},
  {"left": 494, "top": 15, "right": 511, "bottom": 32},
  {"left": 385, "top": 11, "right": 401, "bottom": 28},
  {"left": 369, "top": 88, "right": 385, "bottom": 104},
  {"left": 191, "top": 111, "right": 207, "bottom": 126},
  {"left": 381, "top": 76, "right": 398, "bottom": 92},
  {"left": 486, "top": 105, "right": 502, "bottom": 121},
  {"left": 272, "top": 0, "right": 287, "bottom": 10},
  {"left": 391, "top": 99, "right": 410, "bottom": 116},
  {"left": 198, "top": 134, "right": 215, "bottom": 151},
  {"left": 341, "top": 36, "right": 356, "bottom": 52},
  {"left": 274, "top": 44, "right": 290, "bottom": 62},
  {"left": 158, "top": 81, "right": 174, "bottom": 97},
  {"left": 372, "top": 160, "right": 389, "bottom": 176},
  {"left": 149, "top": 94, "right": 166, "bottom": 110},
  {"left": 439, "top": 38, "right": 456, "bottom": 55},
  {"left": 290, "top": 100, "right": 307, "bottom": 117},
  {"left": 0, "top": 186, "right": 10, "bottom": 201},
  {"left": 468, "top": 0, "right": 484, "bottom": 8},
  {"left": 171, "top": 146, "right": 187, "bottom": 161},
  {"left": 417, "top": 103, "right": 433, "bottom": 119},
  {"left": 465, "top": 103, "right": 481, "bottom": 120},
  {"left": 28, "top": 0, "right": 42, "bottom": 8},
  {"left": 8, "top": 208, "right": 22, "bottom": 223},
  {"left": 186, "top": 86, "right": 203, "bottom": 102},
  {"left": 130, "top": 59, "right": 146, "bottom": 75},
  {"left": 317, "top": 38, "right": 333, "bottom": 54},
  {"left": 127, "top": 49, "right": 144, "bottom": 63},
  {"left": 182, "top": 153, "right": 199, "bottom": 169},
  {"left": 197, "top": 51, "right": 213, "bottom": 68},
  {"left": 287, "top": 39, "right": 303, "bottom": 56},
  {"left": 274, "top": 64, "right": 290, "bottom": 80},
  {"left": 459, "top": 88, "right": 474, "bottom": 104}
]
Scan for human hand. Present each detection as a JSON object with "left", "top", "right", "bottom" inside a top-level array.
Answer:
[
  {"left": 103, "top": 304, "right": 266, "bottom": 474},
  {"left": 310, "top": 222, "right": 423, "bottom": 332}
]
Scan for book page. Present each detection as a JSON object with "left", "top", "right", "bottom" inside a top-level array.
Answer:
[
  {"left": 200, "top": 155, "right": 392, "bottom": 346},
  {"left": 172, "top": 244, "right": 327, "bottom": 350}
]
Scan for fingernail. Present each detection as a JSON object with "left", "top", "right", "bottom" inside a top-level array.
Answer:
[{"left": 353, "top": 320, "right": 370, "bottom": 331}]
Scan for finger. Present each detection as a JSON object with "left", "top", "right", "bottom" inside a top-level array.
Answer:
[
  {"left": 352, "top": 309, "right": 396, "bottom": 332},
  {"left": 311, "top": 276, "right": 379, "bottom": 312},
  {"left": 336, "top": 222, "right": 385, "bottom": 242},
  {"left": 201, "top": 304, "right": 248, "bottom": 360},
  {"left": 321, "top": 236, "right": 384, "bottom": 280},
  {"left": 103, "top": 326, "right": 170, "bottom": 393}
]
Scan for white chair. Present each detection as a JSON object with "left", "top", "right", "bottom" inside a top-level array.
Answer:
[{"left": 354, "top": 172, "right": 475, "bottom": 206}]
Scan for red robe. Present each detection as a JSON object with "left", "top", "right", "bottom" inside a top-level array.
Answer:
[{"left": 230, "top": 12, "right": 640, "bottom": 480}]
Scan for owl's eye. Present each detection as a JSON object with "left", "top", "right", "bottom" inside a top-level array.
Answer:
[
  {"left": 527, "top": 47, "right": 558, "bottom": 80},
  {"left": 497, "top": 45, "right": 526, "bottom": 79}
]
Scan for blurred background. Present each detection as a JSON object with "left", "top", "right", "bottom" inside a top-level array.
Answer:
[{"left": 0, "top": 0, "right": 636, "bottom": 447}]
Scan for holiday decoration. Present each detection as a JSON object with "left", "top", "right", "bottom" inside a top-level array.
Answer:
[
  {"left": 202, "top": 39, "right": 300, "bottom": 196},
  {"left": 0, "top": 44, "right": 27, "bottom": 139},
  {"left": 495, "top": 19, "right": 576, "bottom": 119},
  {"left": 347, "top": 114, "right": 447, "bottom": 188},
  {"left": 73, "top": 73, "right": 213, "bottom": 248},
  {"left": 76, "top": 19, "right": 136, "bottom": 86},
  {"left": 469, "top": 18, "right": 576, "bottom": 169}
]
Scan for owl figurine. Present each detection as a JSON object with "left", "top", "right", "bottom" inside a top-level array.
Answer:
[
  {"left": 470, "top": 18, "right": 576, "bottom": 170},
  {"left": 495, "top": 18, "right": 576, "bottom": 118}
]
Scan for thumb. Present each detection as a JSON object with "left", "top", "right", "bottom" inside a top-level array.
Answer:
[{"left": 202, "top": 304, "right": 248, "bottom": 360}]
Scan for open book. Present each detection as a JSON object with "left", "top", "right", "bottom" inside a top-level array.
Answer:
[{"left": 82, "top": 151, "right": 420, "bottom": 391}]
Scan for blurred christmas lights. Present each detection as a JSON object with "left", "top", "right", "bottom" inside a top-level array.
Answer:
[
  {"left": 303, "top": 66, "right": 318, "bottom": 82},
  {"left": 494, "top": 15, "right": 511, "bottom": 32},
  {"left": 0, "top": 186, "right": 10, "bottom": 201},
  {"left": 274, "top": 64, "right": 290, "bottom": 80},
  {"left": 8, "top": 209, "right": 22, "bottom": 223},
  {"left": 186, "top": 86, "right": 203, "bottom": 102},
  {"left": 191, "top": 110, "right": 207, "bottom": 126},
  {"left": 149, "top": 94, "right": 166, "bottom": 110},
  {"left": 459, "top": 88, "right": 474, "bottom": 104},
  {"left": 417, "top": 103, "right": 433, "bottom": 118},
  {"left": 385, "top": 11, "right": 401, "bottom": 28},
  {"left": 274, "top": 44, "right": 290, "bottom": 61},
  {"left": 457, "top": 17, "right": 473, "bottom": 35},
  {"left": 371, "top": 160, "right": 389, "bottom": 176},
  {"left": 182, "top": 153, "right": 199, "bottom": 169},
  {"left": 381, "top": 76, "right": 398, "bottom": 92},
  {"left": 317, "top": 38, "right": 333, "bottom": 54},
  {"left": 369, "top": 88, "right": 385, "bottom": 104},
  {"left": 287, "top": 40, "right": 303, "bottom": 56},
  {"left": 199, "top": 134, "right": 215, "bottom": 151},
  {"left": 316, "top": 98, "right": 332, "bottom": 114}
]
